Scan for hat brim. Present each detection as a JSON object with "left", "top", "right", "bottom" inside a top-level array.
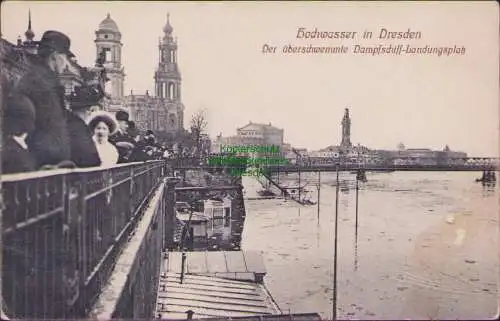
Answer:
[
  {"left": 37, "top": 42, "right": 75, "bottom": 58},
  {"left": 116, "top": 142, "right": 135, "bottom": 150},
  {"left": 88, "top": 111, "right": 118, "bottom": 136}
]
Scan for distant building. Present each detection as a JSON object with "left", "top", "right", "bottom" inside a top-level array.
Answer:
[
  {"left": 236, "top": 121, "right": 284, "bottom": 148},
  {"left": 311, "top": 108, "right": 470, "bottom": 165},
  {"left": 377, "top": 144, "right": 468, "bottom": 166},
  {"left": 95, "top": 13, "right": 185, "bottom": 136},
  {"left": 211, "top": 121, "right": 284, "bottom": 155}
]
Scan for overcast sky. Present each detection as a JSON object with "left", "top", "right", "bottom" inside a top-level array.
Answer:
[{"left": 2, "top": 1, "right": 498, "bottom": 156}]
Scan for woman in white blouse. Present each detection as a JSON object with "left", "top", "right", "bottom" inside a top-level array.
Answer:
[{"left": 87, "top": 111, "right": 119, "bottom": 166}]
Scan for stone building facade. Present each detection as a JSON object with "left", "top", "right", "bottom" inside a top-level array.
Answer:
[{"left": 211, "top": 122, "right": 285, "bottom": 155}]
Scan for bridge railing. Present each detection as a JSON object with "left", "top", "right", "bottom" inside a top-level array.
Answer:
[
  {"left": 1, "top": 160, "right": 168, "bottom": 319},
  {"left": 279, "top": 157, "right": 499, "bottom": 168},
  {"left": 166, "top": 154, "right": 498, "bottom": 168}
]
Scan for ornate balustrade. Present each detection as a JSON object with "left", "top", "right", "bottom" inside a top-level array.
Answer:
[{"left": 1, "top": 160, "right": 168, "bottom": 318}]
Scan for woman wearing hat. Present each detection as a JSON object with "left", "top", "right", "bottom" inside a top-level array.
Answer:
[{"left": 87, "top": 111, "right": 119, "bottom": 166}]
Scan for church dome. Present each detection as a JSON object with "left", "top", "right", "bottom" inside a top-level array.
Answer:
[
  {"left": 163, "top": 13, "right": 173, "bottom": 34},
  {"left": 98, "top": 13, "right": 119, "bottom": 32}
]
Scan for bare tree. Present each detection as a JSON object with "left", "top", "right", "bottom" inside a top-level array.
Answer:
[{"left": 190, "top": 108, "right": 208, "bottom": 156}]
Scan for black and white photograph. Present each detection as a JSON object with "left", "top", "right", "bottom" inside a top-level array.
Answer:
[{"left": 0, "top": 1, "right": 498, "bottom": 320}]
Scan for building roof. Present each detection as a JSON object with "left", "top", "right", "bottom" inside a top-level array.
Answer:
[
  {"left": 165, "top": 251, "right": 267, "bottom": 282},
  {"left": 177, "top": 212, "right": 210, "bottom": 222},
  {"left": 156, "top": 272, "right": 280, "bottom": 319},
  {"left": 98, "top": 13, "right": 120, "bottom": 33},
  {"left": 237, "top": 122, "right": 282, "bottom": 132}
]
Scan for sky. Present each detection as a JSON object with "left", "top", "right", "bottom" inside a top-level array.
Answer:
[{"left": 2, "top": 1, "right": 499, "bottom": 156}]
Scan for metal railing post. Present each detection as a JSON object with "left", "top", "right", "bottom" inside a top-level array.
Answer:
[
  {"left": 332, "top": 162, "right": 340, "bottom": 321},
  {"left": 180, "top": 252, "right": 187, "bottom": 284}
]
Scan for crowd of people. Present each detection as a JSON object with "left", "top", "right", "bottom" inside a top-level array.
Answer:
[{"left": 1, "top": 30, "right": 172, "bottom": 175}]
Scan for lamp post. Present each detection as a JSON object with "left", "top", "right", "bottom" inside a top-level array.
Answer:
[{"left": 332, "top": 160, "right": 340, "bottom": 321}]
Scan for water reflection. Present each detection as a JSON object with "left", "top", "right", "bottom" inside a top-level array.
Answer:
[
  {"left": 353, "top": 217, "right": 359, "bottom": 272},
  {"left": 481, "top": 181, "right": 496, "bottom": 194}
]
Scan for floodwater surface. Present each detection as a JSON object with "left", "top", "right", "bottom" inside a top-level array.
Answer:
[{"left": 241, "top": 172, "right": 499, "bottom": 320}]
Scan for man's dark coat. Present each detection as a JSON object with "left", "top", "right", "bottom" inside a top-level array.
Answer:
[
  {"left": 66, "top": 110, "right": 101, "bottom": 168},
  {"left": 2, "top": 137, "right": 37, "bottom": 174},
  {"left": 11, "top": 60, "right": 71, "bottom": 168}
]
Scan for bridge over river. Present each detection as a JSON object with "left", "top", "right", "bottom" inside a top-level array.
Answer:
[
  {"left": 168, "top": 156, "right": 500, "bottom": 173},
  {"left": 1, "top": 157, "right": 497, "bottom": 319}
]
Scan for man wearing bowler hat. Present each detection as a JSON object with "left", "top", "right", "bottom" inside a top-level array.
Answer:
[
  {"left": 66, "top": 85, "right": 102, "bottom": 168},
  {"left": 9, "top": 30, "right": 76, "bottom": 169},
  {"left": 110, "top": 110, "right": 136, "bottom": 163}
]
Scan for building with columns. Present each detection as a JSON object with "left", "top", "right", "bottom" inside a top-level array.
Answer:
[
  {"left": 95, "top": 13, "right": 185, "bottom": 136},
  {"left": 95, "top": 13, "right": 125, "bottom": 101},
  {"left": 211, "top": 121, "right": 285, "bottom": 155}
]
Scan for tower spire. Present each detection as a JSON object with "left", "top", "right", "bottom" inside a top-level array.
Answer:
[
  {"left": 163, "top": 12, "right": 173, "bottom": 34},
  {"left": 24, "top": 9, "right": 35, "bottom": 41}
]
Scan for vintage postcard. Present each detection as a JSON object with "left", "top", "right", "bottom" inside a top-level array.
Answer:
[{"left": 1, "top": 1, "right": 498, "bottom": 320}]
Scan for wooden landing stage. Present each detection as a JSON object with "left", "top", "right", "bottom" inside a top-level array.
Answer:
[
  {"left": 157, "top": 251, "right": 279, "bottom": 320},
  {"left": 164, "top": 251, "right": 267, "bottom": 283}
]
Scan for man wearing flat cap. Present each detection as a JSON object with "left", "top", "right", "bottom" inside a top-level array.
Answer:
[{"left": 9, "top": 30, "right": 75, "bottom": 168}]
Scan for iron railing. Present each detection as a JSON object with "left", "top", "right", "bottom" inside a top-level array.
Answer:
[
  {"left": 1, "top": 160, "right": 168, "bottom": 319},
  {"left": 102, "top": 178, "right": 179, "bottom": 319}
]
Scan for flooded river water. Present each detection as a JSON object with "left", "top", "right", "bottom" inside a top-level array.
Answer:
[{"left": 241, "top": 172, "right": 499, "bottom": 320}]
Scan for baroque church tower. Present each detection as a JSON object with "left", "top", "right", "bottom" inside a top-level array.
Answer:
[
  {"left": 92, "top": 13, "right": 185, "bottom": 135},
  {"left": 154, "top": 13, "right": 184, "bottom": 131},
  {"left": 95, "top": 14, "right": 125, "bottom": 102}
]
